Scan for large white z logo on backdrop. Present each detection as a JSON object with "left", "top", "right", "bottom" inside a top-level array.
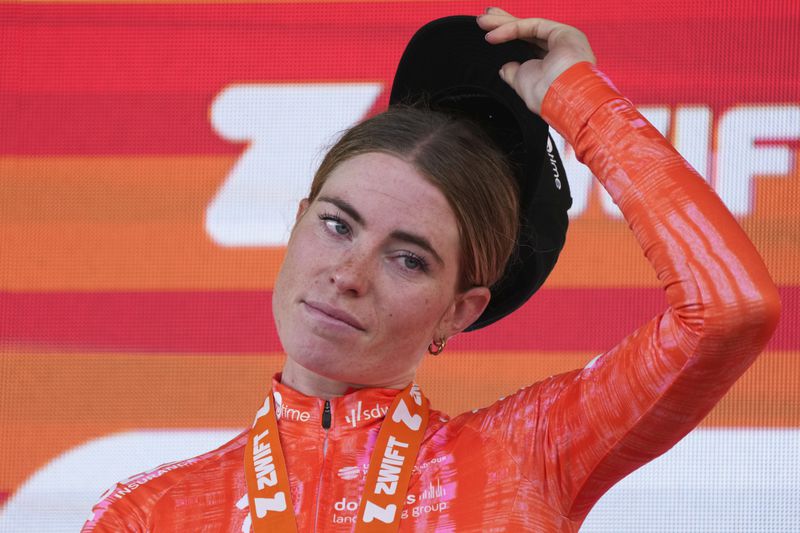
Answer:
[
  {"left": 208, "top": 84, "right": 799, "bottom": 240},
  {"left": 207, "top": 83, "right": 383, "bottom": 246}
]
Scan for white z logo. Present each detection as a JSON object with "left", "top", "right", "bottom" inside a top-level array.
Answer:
[
  {"left": 207, "top": 83, "right": 382, "bottom": 246},
  {"left": 254, "top": 492, "right": 288, "bottom": 517},
  {"left": 362, "top": 500, "right": 397, "bottom": 524},
  {"left": 391, "top": 399, "right": 421, "bottom": 431}
]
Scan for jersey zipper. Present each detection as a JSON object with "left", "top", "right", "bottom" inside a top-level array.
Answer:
[{"left": 313, "top": 399, "right": 332, "bottom": 532}]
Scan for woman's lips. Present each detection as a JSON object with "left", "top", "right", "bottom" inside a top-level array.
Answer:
[{"left": 302, "top": 300, "right": 366, "bottom": 331}]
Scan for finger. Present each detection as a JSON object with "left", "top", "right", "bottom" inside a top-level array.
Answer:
[
  {"left": 516, "top": 17, "right": 570, "bottom": 43},
  {"left": 483, "top": 22, "right": 519, "bottom": 43},
  {"left": 478, "top": 15, "right": 548, "bottom": 48},
  {"left": 486, "top": 17, "right": 569, "bottom": 46},
  {"left": 484, "top": 19, "right": 533, "bottom": 44},
  {"left": 484, "top": 6, "right": 514, "bottom": 16},
  {"left": 498, "top": 61, "right": 520, "bottom": 87},
  {"left": 476, "top": 12, "right": 517, "bottom": 32}
]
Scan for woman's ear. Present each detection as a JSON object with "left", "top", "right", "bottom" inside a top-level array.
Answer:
[{"left": 443, "top": 286, "right": 491, "bottom": 338}]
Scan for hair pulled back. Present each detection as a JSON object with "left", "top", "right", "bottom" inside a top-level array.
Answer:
[{"left": 309, "top": 106, "right": 519, "bottom": 290}]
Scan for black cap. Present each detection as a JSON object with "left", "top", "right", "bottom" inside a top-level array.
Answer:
[{"left": 390, "top": 15, "right": 572, "bottom": 331}]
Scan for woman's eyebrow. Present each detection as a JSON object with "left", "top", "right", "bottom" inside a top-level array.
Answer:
[
  {"left": 317, "top": 195, "right": 364, "bottom": 225},
  {"left": 390, "top": 230, "right": 444, "bottom": 266}
]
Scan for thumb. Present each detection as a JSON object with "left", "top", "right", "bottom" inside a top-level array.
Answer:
[{"left": 499, "top": 61, "right": 521, "bottom": 87}]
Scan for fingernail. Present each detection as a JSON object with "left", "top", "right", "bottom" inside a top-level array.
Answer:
[
  {"left": 485, "top": 6, "right": 495, "bottom": 13},
  {"left": 498, "top": 68, "right": 505, "bottom": 81}
]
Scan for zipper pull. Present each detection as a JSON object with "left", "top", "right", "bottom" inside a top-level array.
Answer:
[{"left": 322, "top": 400, "right": 331, "bottom": 429}]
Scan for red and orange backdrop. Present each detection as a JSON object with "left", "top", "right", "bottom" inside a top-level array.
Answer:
[{"left": 1, "top": 1, "right": 798, "bottom": 530}]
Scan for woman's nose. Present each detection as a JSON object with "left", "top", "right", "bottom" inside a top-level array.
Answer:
[{"left": 330, "top": 253, "right": 372, "bottom": 296}]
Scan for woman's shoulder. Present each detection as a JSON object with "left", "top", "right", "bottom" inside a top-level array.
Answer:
[
  {"left": 81, "top": 429, "right": 249, "bottom": 532},
  {"left": 423, "top": 368, "right": 584, "bottom": 448}
]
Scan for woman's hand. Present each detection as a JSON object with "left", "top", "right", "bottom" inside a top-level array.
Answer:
[{"left": 477, "top": 7, "right": 596, "bottom": 115}]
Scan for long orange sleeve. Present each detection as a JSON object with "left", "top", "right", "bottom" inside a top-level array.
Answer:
[{"left": 528, "top": 62, "right": 780, "bottom": 518}]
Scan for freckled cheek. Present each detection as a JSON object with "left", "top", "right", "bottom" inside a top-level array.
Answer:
[
  {"left": 285, "top": 232, "right": 334, "bottom": 280},
  {"left": 385, "top": 294, "right": 440, "bottom": 330}
]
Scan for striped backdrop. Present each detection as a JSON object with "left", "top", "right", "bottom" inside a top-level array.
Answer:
[{"left": 1, "top": 1, "right": 798, "bottom": 530}]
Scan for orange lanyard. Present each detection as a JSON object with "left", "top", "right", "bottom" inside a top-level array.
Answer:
[
  {"left": 243, "top": 390, "right": 297, "bottom": 532},
  {"left": 243, "top": 383, "right": 429, "bottom": 532}
]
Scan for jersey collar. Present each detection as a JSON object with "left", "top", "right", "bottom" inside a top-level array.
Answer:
[{"left": 271, "top": 373, "right": 403, "bottom": 433}]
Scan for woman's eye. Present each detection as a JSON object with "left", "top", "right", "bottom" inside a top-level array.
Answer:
[
  {"left": 319, "top": 214, "right": 349, "bottom": 236},
  {"left": 327, "top": 219, "right": 349, "bottom": 235},
  {"left": 404, "top": 256, "right": 420, "bottom": 270},
  {"left": 402, "top": 254, "right": 428, "bottom": 272}
]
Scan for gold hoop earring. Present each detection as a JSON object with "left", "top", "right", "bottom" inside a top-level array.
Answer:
[{"left": 428, "top": 336, "right": 446, "bottom": 356}]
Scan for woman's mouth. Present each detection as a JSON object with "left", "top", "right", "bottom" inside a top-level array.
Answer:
[{"left": 302, "top": 300, "right": 366, "bottom": 332}]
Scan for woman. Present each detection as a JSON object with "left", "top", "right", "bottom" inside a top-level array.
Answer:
[{"left": 83, "top": 8, "right": 780, "bottom": 532}]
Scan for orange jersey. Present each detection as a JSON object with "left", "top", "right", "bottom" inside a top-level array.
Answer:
[{"left": 81, "top": 63, "right": 780, "bottom": 532}]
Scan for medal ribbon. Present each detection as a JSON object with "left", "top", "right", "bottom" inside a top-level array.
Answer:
[
  {"left": 244, "top": 392, "right": 298, "bottom": 532},
  {"left": 244, "top": 383, "right": 429, "bottom": 532}
]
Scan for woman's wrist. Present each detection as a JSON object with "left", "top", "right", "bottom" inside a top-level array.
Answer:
[{"left": 540, "top": 62, "right": 629, "bottom": 146}]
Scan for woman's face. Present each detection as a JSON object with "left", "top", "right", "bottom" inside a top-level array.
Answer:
[{"left": 272, "top": 152, "right": 489, "bottom": 388}]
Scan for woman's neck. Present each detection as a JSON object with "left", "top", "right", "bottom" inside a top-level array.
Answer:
[
  {"left": 280, "top": 359, "right": 361, "bottom": 399},
  {"left": 279, "top": 358, "right": 410, "bottom": 399}
]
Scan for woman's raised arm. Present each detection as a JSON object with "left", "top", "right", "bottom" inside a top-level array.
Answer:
[{"left": 471, "top": 8, "right": 781, "bottom": 520}]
